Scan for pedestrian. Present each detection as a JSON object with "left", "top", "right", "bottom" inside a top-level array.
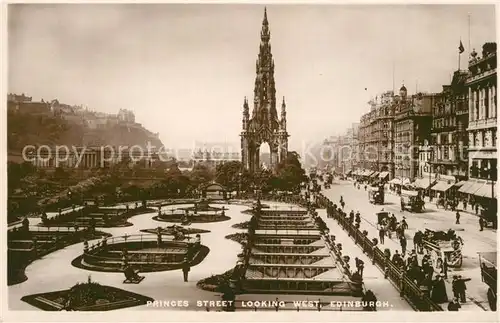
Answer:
[
  {"left": 392, "top": 250, "right": 402, "bottom": 267},
  {"left": 355, "top": 257, "right": 364, "bottom": 277},
  {"left": 361, "top": 290, "right": 377, "bottom": 311},
  {"left": 400, "top": 236, "right": 407, "bottom": 255},
  {"left": 182, "top": 257, "right": 190, "bottom": 282},
  {"left": 455, "top": 211, "right": 460, "bottom": 225},
  {"left": 401, "top": 217, "right": 408, "bottom": 230},
  {"left": 378, "top": 227, "right": 385, "bottom": 244},
  {"left": 400, "top": 197, "right": 405, "bottom": 212},
  {"left": 451, "top": 275, "right": 459, "bottom": 300},
  {"left": 431, "top": 274, "right": 448, "bottom": 304},
  {"left": 475, "top": 204, "right": 479, "bottom": 215},
  {"left": 442, "top": 257, "right": 448, "bottom": 279},
  {"left": 462, "top": 199, "right": 467, "bottom": 211},
  {"left": 456, "top": 275, "right": 471, "bottom": 303},
  {"left": 447, "top": 298, "right": 461, "bottom": 311}
]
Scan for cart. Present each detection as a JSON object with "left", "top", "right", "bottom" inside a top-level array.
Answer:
[
  {"left": 376, "top": 211, "right": 390, "bottom": 226},
  {"left": 368, "top": 186, "right": 385, "bottom": 205},
  {"left": 422, "top": 229, "right": 463, "bottom": 268},
  {"left": 478, "top": 252, "right": 497, "bottom": 311},
  {"left": 400, "top": 190, "right": 424, "bottom": 213}
]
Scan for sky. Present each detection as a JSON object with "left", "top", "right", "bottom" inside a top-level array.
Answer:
[{"left": 8, "top": 4, "right": 497, "bottom": 150}]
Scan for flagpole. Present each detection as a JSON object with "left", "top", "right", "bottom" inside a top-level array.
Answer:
[
  {"left": 468, "top": 13, "right": 471, "bottom": 58},
  {"left": 458, "top": 39, "right": 461, "bottom": 71}
]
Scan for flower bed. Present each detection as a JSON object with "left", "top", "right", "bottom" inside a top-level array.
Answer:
[
  {"left": 196, "top": 269, "right": 234, "bottom": 292},
  {"left": 231, "top": 221, "right": 250, "bottom": 229},
  {"left": 153, "top": 213, "right": 230, "bottom": 223},
  {"left": 140, "top": 225, "right": 210, "bottom": 235},
  {"left": 8, "top": 230, "right": 112, "bottom": 286},
  {"left": 225, "top": 233, "right": 248, "bottom": 245},
  {"left": 21, "top": 281, "right": 154, "bottom": 311}
]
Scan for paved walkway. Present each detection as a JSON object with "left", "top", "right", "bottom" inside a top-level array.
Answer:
[
  {"left": 8, "top": 200, "right": 336, "bottom": 311},
  {"left": 8, "top": 203, "right": 250, "bottom": 311},
  {"left": 316, "top": 209, "right": 413, "bottom": 311},
  {"left": 324, "top": 180, "right": 494, "bottom": 311}
]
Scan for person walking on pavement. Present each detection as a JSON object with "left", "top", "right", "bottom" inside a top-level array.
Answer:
[
  {"left": 462, "top": 199, "right": 467, "bottom": 211},
  {"left": 479, "top": 217, "right": 484, "bottom": 231},
  {"left": 455, "top": 211, "right": 461, "bottom": 225},
  {"left": 442, "top": 257, "right": 448, "bottom": 279},
  {"left": 401, "top": 216, "right": 408, "bottom": 230},
  {"left": 400, "top": 197, "right": 405, "bottom": 212},
  {"left": 182, "top": 257, "right": 191, "bottom": 282},
  {"left": 361, "top": 290, "right": 377, "bottom": 311},
  {"left": 451, "top": 275, "right": 460, "bottom": 300},
  {"left": 475, "top": 203, "right": 479, "bottom": 215},
  {"left": 400, "top": 235, "right": 407, "bottom": 255},
  {"left": 378, "top": 226, "right": 385, "bottom": 244},
  {"left": 355, "top": 257, "right": 364, "bottom": 277},
  {"left": 456, "top": 275, "right": 471, "bottom": 303}
]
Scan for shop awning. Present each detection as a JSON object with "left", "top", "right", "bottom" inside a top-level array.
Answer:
[
  {"left": 473, "top": 182, "right": 497, "bottom": 199},
  {"left": 414, "top": 178, "right": 432, "bottom": 189},
  {"left": 370, "top": 171, "right": 380, "bottom": 178},
  {"left": 462, "top": 181, "right": 487, "bottom": 195},
  {"left": 389, "top": 178, "right": 401, "bottom": 185},
  {"left": 454, "top": 181, "right": 467, "bottom": 187},
  {"left": 363, "top": 170, "right": 374, "bottom": 177},
  {"left": 458, "top": 180, "right": 475, "bottom": 193},
  {"left": 379, "top": 171, "right": 389, "bottom": 179},
  {"left": 402, "top": 178, "right": 411, "bottom": 185},
  {"left": 431, "top": 180, "right": 455, "bottom": 192}
]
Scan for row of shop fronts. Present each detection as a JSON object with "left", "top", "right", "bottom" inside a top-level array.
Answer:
[
  {"left": 348, "top": 169, "right": 390, "bottom": 181},
  {"left": 348, "top": 170, "right": 496, "bottom": 207}
]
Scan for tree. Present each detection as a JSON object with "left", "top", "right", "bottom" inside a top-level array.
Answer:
[
  {"left": 189, "top": 163, "right": 214, "bottom": 188},
  {"left": 216, "top": 161, "right": 247, "bottom": 192},
  {"left": 275, "top": 151, "right": 307, "bottom": 192},
  {"left": 161, "top": 163, "right": 191, "bottom": 196},
  {"left": 53, "top": 166, "right": 69, "bottom": 180}
]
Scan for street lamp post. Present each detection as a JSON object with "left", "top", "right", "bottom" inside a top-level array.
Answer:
[{"left": 238, "top": 172, "right": 242, "bottom": 198}]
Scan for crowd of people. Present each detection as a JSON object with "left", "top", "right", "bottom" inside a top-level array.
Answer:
[{"left": 321, "top": 188, "right": 474, "bottom": 312}]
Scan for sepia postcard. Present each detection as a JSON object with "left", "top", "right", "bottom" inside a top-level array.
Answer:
[{"left": 1, "top": 1, "right": 498, "bottom": 322}]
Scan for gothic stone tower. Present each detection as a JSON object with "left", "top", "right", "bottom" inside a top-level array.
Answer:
[{"left": 241, "top": 8, "right": 289, "bottom": 173}]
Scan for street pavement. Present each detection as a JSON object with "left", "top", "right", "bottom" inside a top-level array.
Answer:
[{"left": 323, "top": 179, "right": 496, "bottom": 311}]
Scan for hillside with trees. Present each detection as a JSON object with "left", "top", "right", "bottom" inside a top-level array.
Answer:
[{"left": 7, "top": 110, "right": 163, "bottom": 151}]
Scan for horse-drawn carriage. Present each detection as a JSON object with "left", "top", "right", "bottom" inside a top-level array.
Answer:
[
  {"left": 400, "top": 190, "right": 424, "bottom": 213},
  {"left": 422, "top": 228, "right": 463, "bottom": 268},
  {"left": 478, "top": 252, "right": 497, "bottom": 311},
  {"left": 376, "top": 211, "right": 390, "bottom": 226},
  {"left": 368, "top": 186, "right": 385, "bottom": 205}
]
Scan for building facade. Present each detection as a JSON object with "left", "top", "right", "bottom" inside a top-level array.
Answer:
[
  {"left": 356, "top": 91, "right": 396, "bottom": 180},
  {"left": 461, "top": 42, "right": 497, "bottom": 205},
  {"left": 430, "top": 70, "right": 469, "bottom": 179},
  {"left": 394, "top": 85, "right": 436, "bottom": 181}
]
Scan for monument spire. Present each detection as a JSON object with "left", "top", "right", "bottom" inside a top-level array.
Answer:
[{"left": 241, "top": 8, "right": 288, "bottom": 173}]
